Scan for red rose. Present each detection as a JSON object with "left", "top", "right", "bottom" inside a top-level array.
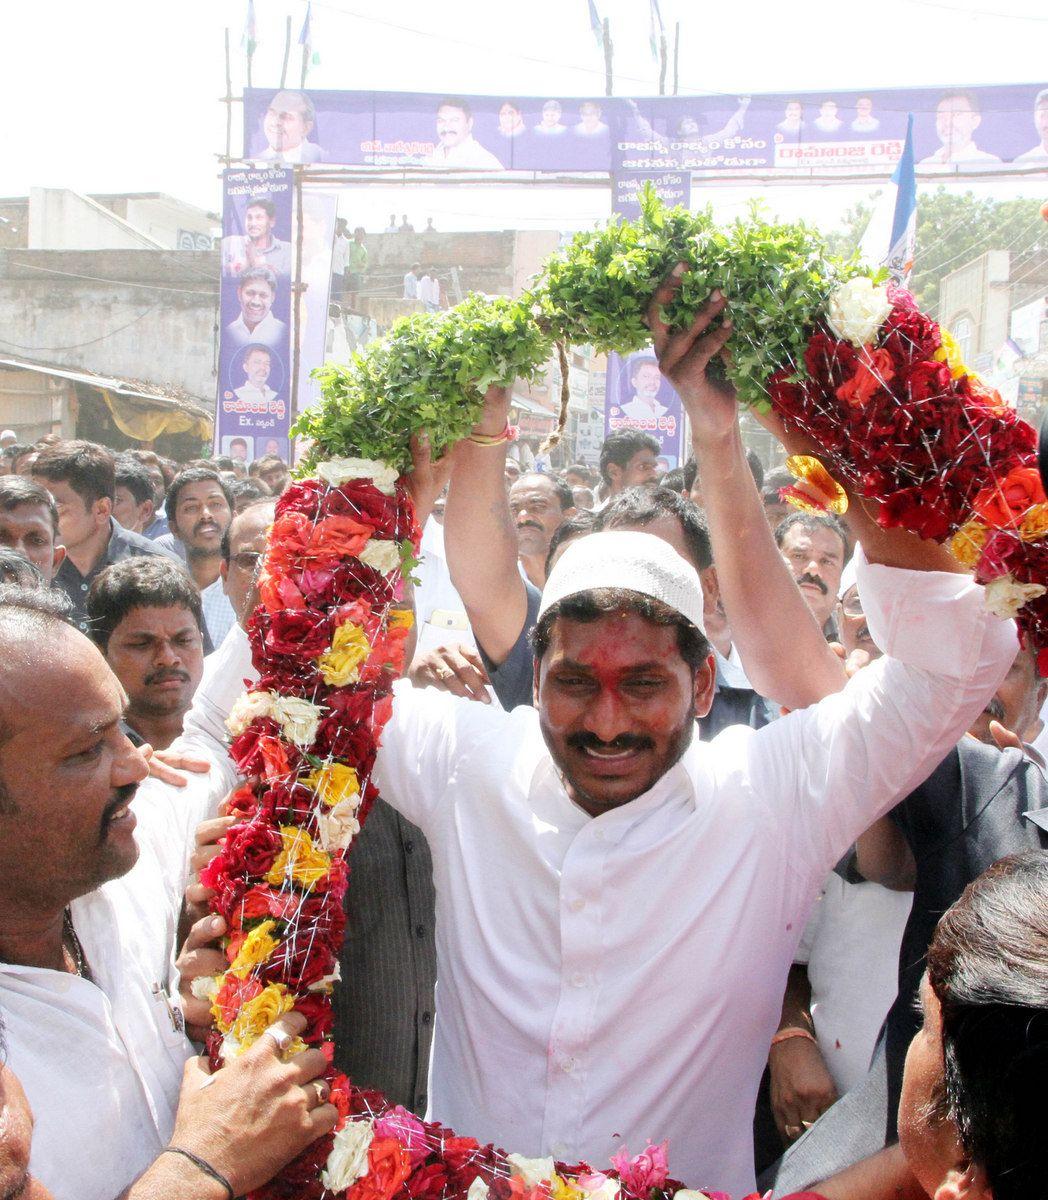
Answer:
[
  {"left": 212, "top": 974, "right": 263, "bottom": 1028},
  {"left": 971, "top": 466, "right": 1046, "bottom": 530},
  {"left": 263, "top": 925, "right": 339, "bottom": 988},
  {"left": 405, "top": 1163, "right": 450, "bottom": 1200},
  {"left": 276, "top": 479, "right": 326, "bottom": 520},
  {"left": 324, "top": 480, "right": 402, "bottom": 537},
  {"left": 266, "top": 607, "right": 331, "bottom": 657},
  {"left": 904, "top": 360, "right": 952, "bottom": 403},
  {"left": 221, "top": 820, "right": 284, "bottom": 878},
  {"left": 878, "top": 485, "right": 954, "bottom": 542},
  {"left": 292, "top": 992, "right": 335, "bottom": 1042}
]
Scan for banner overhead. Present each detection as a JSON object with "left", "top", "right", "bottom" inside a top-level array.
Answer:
[{"left": 243, "top": 84, "right": 1048, "bottom": 176}]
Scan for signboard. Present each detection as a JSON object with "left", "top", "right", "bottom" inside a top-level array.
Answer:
[
  {"left": 244, "top": 84, "right": 1048, "bottom": 177},
  {"left": 215, "top": 167, "right": 294, "bottom": 465},
  {"left": 603, "top": 351, "right": 684, "bottom": 470},
  {"left": 612, "top": 170, "right": 690, "bottom": 221}
]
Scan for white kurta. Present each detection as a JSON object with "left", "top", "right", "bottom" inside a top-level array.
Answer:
[{"left": 0, "top": 783, "right": 215, "bottom": 1200}]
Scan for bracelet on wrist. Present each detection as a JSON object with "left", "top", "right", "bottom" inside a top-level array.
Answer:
[
  {"left": 770, "top": 1026, "right": 817, "bottom": 1049},
  {"left": 468, "top": 423, "right": 519, "bottom": 446},
  {"left": 162, "top": 1147, "right": 235, "bottom": 1200}
]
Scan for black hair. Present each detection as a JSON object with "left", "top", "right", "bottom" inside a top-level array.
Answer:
[
  {"left": 113, "top": 456, "right": 156, "bottom": 507},
  {"left": 245, "top": 197, "right": 276, "bottom": 219},
  {"left": 31, "top": 439, "right": 116, "bottom": 506},
  {"left": 3, "top": 443, "right": 32, "bottom": 463},
  {"left": 773, "top": 510, "right": 849, "bottom": 559},
  {"left": 927, "top": 851, "right": 1048, "bottom": 1200},
  {"left": 247, "top": 454, "right": 289, "bottom": 480},
  {"left": 0, "top": 475, "right": 59, "bottom": 535},
  {"left": 513, "top": 472, "right": 575, "bottom": 512},
  {"left": 229, "top": 478, "right": 272, "bottom": 511},
  {"left": 532, "top": 587, "right": 710, "bottom": 671},
  {"left": 939, "top": 89, "right": 980, "bottom": 112},
  {"left": 165, "top": 468, "right": 234, "bottom": 530},
  {"left": 438, "top": 96, "right": 473, "bottom": 119},
  {"left": 761, "top": 466, "right": 794, "bottom": 500},
  {"left": 86, "top": 557, "right": 203, "bottom": 653},
  {"left": 681, "top": 449, "right": 764, "bottom": 495},
  {"left": 661, "top": 467, "right": 685, "bottom": 493},
  {"left": 237, "top": 265, "right": 277, "bottom": 293},
  {"left": 596, "top": 486, "right": 712, "bottom": 572},
  {"left": 0, "top": 548, "right": 46, "bottom": 589},
  {"left": 544, "top": 509, "right": 600, "bottom": 578},
  {"left": 598, "top": 428, "right": 660, "bottom": 486}
]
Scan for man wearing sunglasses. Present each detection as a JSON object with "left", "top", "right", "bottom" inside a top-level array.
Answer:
[{"left": 218, "top": 499, "right": 277, "bottom": 636}]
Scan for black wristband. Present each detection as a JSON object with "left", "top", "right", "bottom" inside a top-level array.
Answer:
[{"left": 162, "top": 1146, "right": 236, "bottom": 1200}]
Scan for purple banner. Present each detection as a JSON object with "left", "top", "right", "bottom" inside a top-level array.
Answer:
[
  {"left": 611, "top": 170, "right": 690, "bottom": 221},
  {"left": 243, "top": 84, "right": 1048, "bottom": 175},
  {"left": 604, "top": 351, "right": 684, "bottom": 470},
  {"left": 216, "top": 167, "right": 294, "bottom": 465}
]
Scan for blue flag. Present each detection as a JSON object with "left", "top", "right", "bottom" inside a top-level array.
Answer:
[
  {"left": 587, "top": 0, "right": 604, "bottom": 49},
  {"left": 242, "top": 0, "right": 258, "bottom": 56},
  {"left": 860, "top": 113, "right": 918, "bottom": 285},
  {"left": 649, "top": 0, "right": 664, "bottom": 60}
]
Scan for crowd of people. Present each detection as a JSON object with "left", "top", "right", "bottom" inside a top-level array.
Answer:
[{"left": 0, "top": 285, "right": 1045, "bottom": 1200}]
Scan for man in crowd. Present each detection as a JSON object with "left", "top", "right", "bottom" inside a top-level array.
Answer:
[
  {"left": 222, "top": 197, "right": 292, "bottom": 277},
  {"left": 87, "top": 558, "right": 205, "bottom": 750},
  {"left": 0, "top": 476, "right": 65, "bottom": 585},
  {"left": 510, "top": 472, "right": 576, "bottom": 588},
  {"left": 331, "top": 217, "right": 349, "bottom": 299},
  {"left": 775, "top": 511, "right": 848, "bottom": 638},
  {"left": 346, "top": 225, "right": 368, "bottom": 308},
  {"left": 0, "top": 587, "right": 336, "bottom": 1199},
  {"left": 230, "top": 477, "right": 272, "bottom": 513},
  {"left": 125, "top": 449, "right": 170, "bottom": 539},
  {"left": 425, "top": 97, "right": 502, "bottom": 170},
  {"left": 680, "top": 448, "right": 764, "bottom": 509},
  {"left": 258, "top": 89, "right": 323, "bottom": 163},
  {"left": 226, "top": 266, "right": 286, "bottom": 347},
  {"left": 403, "top": 262, "right": 422, "bottom": 300},
  {"left": 31, "top": 440, "right": 178, "bottom": 631},
  {"left": 597, "top": 428, "right": 660, "bottom": 504},
  {"left": 161, "top": 467, "right": 234, "bottom": 649},
  {"left": 248, "top": 452, "right": 291, "bottom": 495},
  {"left": 218, "top": 498, "right": 276, "bottom": 633},
  {"left": 112, "top": 456, "right": 158, "bottom": 535},
  {"left": 234, "top": 345, "right": 278, "bottom": 404}
]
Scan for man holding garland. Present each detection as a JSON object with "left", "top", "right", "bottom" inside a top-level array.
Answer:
[{"left": 180, "top": 278, "right": 1014, "bottom": 1197}]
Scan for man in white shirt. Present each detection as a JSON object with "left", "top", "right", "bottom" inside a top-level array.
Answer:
[
  {"left": 1015, "top": 87, "right": 1048, "bottom": 162},
  {"left": 919, "top": 91, "right": 1002, "bottom": 166},
  {"left": 257, "top": 89, "right": 324, "bottom": 163},
  {"left": 425, "top": 98, "right": 503, "bottom": 170},
  {"left": 225, "top": 266, "right": 287, "bottom": 347},
  {"left": 221, "top": 198, "right": 292, "bottom": 278},
  {"left": 181, "top": 281, "right": 1014, "bottom": 1196},
  {"left": 419, "top": 267, "right": 441, "bottom": 311},
  {"left": 850, "top": 96, "right": 880, "bottom": 134},
  {"left": 403, "top": 262, "right": 422, "bottom": 300},
  {"left": 620, "top": 356, "right": 669, "bottom": 422},
  {"left": 233, "top": 344, "right": 278, "bottom": 405},
  {"left": 813, "top": 100, "right": 843, "bottom": 135},
  {"left": 0, "top": 590, "right": 336, "bottom": 1200}
]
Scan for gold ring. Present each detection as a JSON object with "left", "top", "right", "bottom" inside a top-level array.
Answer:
[{"left": 312, "top": 1079, "right": 329, "bottom": 1105}]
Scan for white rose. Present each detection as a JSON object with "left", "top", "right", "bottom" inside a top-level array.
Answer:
[
  {"left": 271, "top": 695, "right": 324, "bottom": 748},
  {"left": 322, "top": 1120, "right": 374, "bottom": 1191},
  {"left": 825, "top": 276, "right": 892, "bottom": 348},
  {"left": 316, "top": 457, "right": 400, "bottom": 496},
  {"left": 190, "top": 974, "right": 221, "bottom": 1002},
  {"left": 358, "top": 539, "right": 401, "bottom": 575},
  {"left": 226, "top": 690, "right": 275, "bottom": 737},
  {"left": 507, "top": 1155, "right": 556, "bottom": 1189},
  {"left": 983, "top": 575, "right": 1047, "bottom": 620},
  {"left": 584, "top": 1180, "right": 620, "bottom": 1200},
  {"left": 467, "top": 1179, "right": 491, "bottom": 1200},
  {"left": 308, "top": 962, "right": 342, "bottom": 992},
  {"left": 673, "top": 1191, "right": 713, "bottom": 1200},
  {"left": 315, "top": 799, "right": 362, "bottom": 852}
]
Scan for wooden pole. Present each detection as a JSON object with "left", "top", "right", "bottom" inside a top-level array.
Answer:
[
  {"left": 603, "top": 17, "right": 613, "bottom": 97},
  {"left": 279, "top": 16, "right": 292, "bottom": 88},
  {"left": 672, "top": 22, "right": 680, "bottom": 95},
  {"left": 658, "top": 32, "right": 668, "bottom": 95}
]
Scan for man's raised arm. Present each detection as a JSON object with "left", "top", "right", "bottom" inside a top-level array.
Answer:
[
  {"left": 442, "top": 386, "right": 529, "bottom": 665},
  {"left": 648, "top": 275, "right": 847, "bottom": 709}
]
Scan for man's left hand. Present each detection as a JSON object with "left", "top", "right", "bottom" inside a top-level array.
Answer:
[
  {"left": 403, "top": 431, "right": 457, "bottom": 525},
  {"left": 141, "top": 744, "right": 211, "bottom": 789}
]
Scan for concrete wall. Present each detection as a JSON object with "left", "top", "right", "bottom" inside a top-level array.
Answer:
[
  {"left": 27, "top": 188, "right": 163, "bottom": 250},
  {"left": 0, "top": 249, "right": 219, "bottom": 402}
]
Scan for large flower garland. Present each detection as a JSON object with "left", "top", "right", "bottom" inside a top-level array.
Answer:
[{"left": 195, "top": 190, "right": 1048, "bottom": 1200}]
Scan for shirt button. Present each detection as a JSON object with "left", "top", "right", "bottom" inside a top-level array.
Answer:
[
  {"left": 81, "top": 583, "right": 89, "bottom": 592},
  {"left": 568, "top": 897, "right": 585, "bottom": 912},
  {"left": 422, "top": 1011, "right": 432, "bottom": 1025},
  {"left": 561, "top": 1057, "right": 577, "bottom": 1073},
  {"left": 415, "top": 924, "right": 427, "bottom": 939},
  {"left": 404, "top": 840, "right": 415, "bottom": 854},
  {"left": 571, "top": 973, "right": 587, "bottom": 988}
]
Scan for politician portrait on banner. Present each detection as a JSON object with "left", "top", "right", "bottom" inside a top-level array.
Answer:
[{"left": 604, "top": 351, "right": 684, "bottom": 470}]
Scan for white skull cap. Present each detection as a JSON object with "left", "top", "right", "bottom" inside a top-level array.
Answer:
[{"left": 538, "top": 530, "right": 706, "bottom": 635}]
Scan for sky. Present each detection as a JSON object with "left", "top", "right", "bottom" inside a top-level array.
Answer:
[{"left": 3, "top": 0, "right": 1047, "bottom": 237}]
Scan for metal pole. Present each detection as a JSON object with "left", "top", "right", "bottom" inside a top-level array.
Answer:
[
  {"left": 300, "top": 39, "right": 309, "bottom": 88},
  {"left": 672, "top": 22, "right": 680, "bottom": 95},
  {"left": 279, "top": 16, "right": 292, "bottom": 88},
  {"left": 223, "top": 28, "right": 233, "bottom": 165},
  {"left": 658, "top": 32, "right": 668, "bottom": 95},
  {"left": 603, "top": 18, "right": 613, "bottom": 97}
]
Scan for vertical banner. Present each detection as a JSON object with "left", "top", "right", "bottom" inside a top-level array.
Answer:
[
  {"left": 604, "top": 170, "right": 688, "bottom": 469},
  {"left": 216, "top": 167, "right": 295, "bottom": 465},
  {"left": 291, "top": 190, "right": 338, "bottom": 425}
]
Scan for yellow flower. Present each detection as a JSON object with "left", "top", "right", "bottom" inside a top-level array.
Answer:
[
  {"left": 934, "top": 329, "right": 969, "bottom": 380},
  {"left": 304, "top": 761, "right": 361, "bottom": 808},
  {"left": 389, "top": 608, "right": 414, "bottom": 631},
  {"left": 1019, "top": 502, "right": 1048, "bottom": 543},
  {"left": 783, "top": 455, "right": 848, "bottom": 516},
  {"left": 551, "top": 1174, "right": 585, "bottom": 1200},
  {"left": 228, "top": 919, "right": 280, "bottom": 979},
  {"left": 317, "top": 621, "right": 371, "bottom": 686},
  {"left": 949, "top": 520, "right": 989, "bottom": 567},
  {"left": 228, "top": 983, "right": 295, "bottom": 1051},
  {"left": 266, "top": 826, "right": 333, "bottom": 890}
]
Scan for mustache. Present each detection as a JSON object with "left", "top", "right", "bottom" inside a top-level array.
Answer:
[
  {"left": 144, "top": 668, "right": 191, "bottom": 686},
  {"left": 796, "top": 572, "right": 828, "bottom": 595},
  {"left": 983, "top": 696, "right": 1006, "bottom": 723},
  {"left": 516, "top": 520, "right": 543, "bottom": 532},
  {"left": 101, "top": 782, "right": 139, "bottom": 829},
  {"left": 566, "top": 731, "right": 654, "bottom": 754}
]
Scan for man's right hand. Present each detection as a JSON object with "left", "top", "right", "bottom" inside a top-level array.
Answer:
[
  {"left": 169, "top": 1012, "right": 337, "bottom": 1198},
  {"left": 408, "top": 643, "right": 492, "bottom": 703},
  {"left": 769, "top": 1035, "right": 840, "bottom": 1144},
  {"left": 177, "top": 911, "right": 228, "bottom": 1043}
]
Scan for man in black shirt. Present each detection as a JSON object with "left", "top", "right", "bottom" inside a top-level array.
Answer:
[{"left": 32, "top": 441, "right": 180, "bottom": 633}]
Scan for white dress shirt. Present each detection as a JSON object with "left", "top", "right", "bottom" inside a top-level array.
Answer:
[
  {"left": 200, "top": 577, "right": 238, "bottom": 652},
  {"left": 424, "top": 137, "right": 503, "bottom": 170},
  {"left": 226, "top": 310, "right": 288, "bottom": 347},
  {"left": 233, "top": 381, "right": 278, "bottom": 404},
  {"left": 164, "top": 553, "right": 1013, "bottom": 1196},
  {"left": 0, "top": 785, "right": 216, "bottom": 1200}
]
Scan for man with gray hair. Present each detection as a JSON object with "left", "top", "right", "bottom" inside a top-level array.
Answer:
[
  {"left": 179, "top": 280, "right": 1014, "bottom": 1195},
  {"left": 258, "top": 89, "right": 324, "bottom": 163}
]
